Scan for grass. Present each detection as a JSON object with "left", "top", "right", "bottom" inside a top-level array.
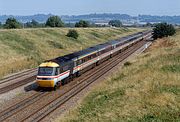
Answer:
[
  {"left": 58, "top": 29, "right": 180, "bottom": 122},
  {"left": 0, "top": 27, "right": 142, "bottom": 78}
]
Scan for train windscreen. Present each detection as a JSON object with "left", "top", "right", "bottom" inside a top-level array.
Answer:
[{"left": 38, "top": 67, "right": 55, "bottom": 76}]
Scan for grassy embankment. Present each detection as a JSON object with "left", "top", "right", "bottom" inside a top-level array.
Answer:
[
  {"left": 59, "top": 29, "right": 180, "bottom": 122},
  {"left": 0, "top": 28, "right": 141, "bottom": 78}
]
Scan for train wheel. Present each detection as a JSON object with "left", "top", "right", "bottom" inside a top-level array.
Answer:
[
  {"left": 61, "top": 80, "right": 65, "bottom": 85},
  {"left": 76, "top": 71, "right": 81, "bottom": 77},
  {"left": 57, "top": 81, "right": 61, "bottom": 87},
  {"left": 96, "top": 62, "right": 99, "bottom": 66},
  {"left": 53, "top": 85, "right": 57, "bottom": 91},
  {"left": 70, "top": 75, "right": 73, "bottom": 81}
]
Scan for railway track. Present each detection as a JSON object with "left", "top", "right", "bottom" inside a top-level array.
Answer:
[
  {"left": 0, "top": 75, "right": 37, "bottom": 94},
  {"left": 0, "top": 40, "right": 147, "bottom": 122},
  {"left": 0, "top": 69, "right": 37, "bottom": 85},
  {"left": 0, "top": 68, "right": 37, "bottom": 94}
]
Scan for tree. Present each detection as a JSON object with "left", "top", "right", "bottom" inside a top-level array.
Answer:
[
  {"left": 31, "top": 19, "right": 39, "bottom": 27},
  {"left": 108, "top": 20, "right": 122, "bottom": 27},
  {"left": 66, "top": 30, "right": 79, "bottom": 39},
  {"left": 153, "top": 23, "right": 176, "bottom": 39},
  {"left": 45, "top": 16, "right": 64, "bottom": 27},
  {"left": 4, "top": 18, "right": 22, "bottom": 29},
  {"left": 75, "top": 20, "right": 90, "bottom": 27},
  {"left": 25, "top": 19, "right": 40, "bottom": 28}
]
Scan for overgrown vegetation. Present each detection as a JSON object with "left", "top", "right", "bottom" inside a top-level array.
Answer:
[
  {"left": 75, "top": 20, "right": 90, "bottom": 28},
  {"left": 0, "top": 22, "right": 2, "bottom": 28},
  {"left": 58, "top": 29, "right": 180, "bottom": 122},
  {"left": 25, "top": 19, "right": 45, "bottom": 28},
  {"left": 3, "top": 18, "right": 22, "bottom": 29},
  {"left": 66, "top": 30, "right": 79, "bottom": 39},
  {"left": 153, "top": 23, "right": 176, "bottom": 39},
  {"left": 45, "top": 16, "right": 64, "bottom": 27},
  {"left": 0, "top": 28, "right": 141, "bottom": 78},
  {"left": 108, "top": 20, "right": 122, "bottom": 27}
]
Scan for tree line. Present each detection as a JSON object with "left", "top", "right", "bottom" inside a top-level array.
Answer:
[
  {"left": 0, "top": 15, "right": 125, "bottom": 29},
  {"left": 0, "top": 16, "right": 93, "bottom": 29},
  {"left": 0, "top": 15, "right": 176, "bottom": 39}
]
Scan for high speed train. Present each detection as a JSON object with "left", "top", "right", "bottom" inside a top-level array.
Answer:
[{"left": 36, "top": 31, "right": 152, "bottom": 90}]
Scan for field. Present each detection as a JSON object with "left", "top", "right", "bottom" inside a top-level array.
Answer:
[
  {"left": 58, "top": 29, "right": 180, "bottom": 122},
  {"left": 0, "top": 28, "right": 141, "bottom": 78}
]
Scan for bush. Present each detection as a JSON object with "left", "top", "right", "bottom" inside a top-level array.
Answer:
[
  {"left": 75, "top": 20, "right": 90, "bottom": 27},
  {"left": 153, "top": 23, "right": 176, "bottom": 39},
  {"left": 108, "top": 20, "right": 122, "bottom": 27},
  {"left": 45, "top": 16, "right": 64, "bottom": 27},
  {"left": 4, "top": 18, "right": 22, "bottom": 29},
  {"left": 124, "top": 61, "right": 132, "bottom": 66},
  {"left": 66, "top": 30, "right": 79, "bottom": 39},
  {"left": 25, "top": 19, "right": 40, "bottom": 28}
]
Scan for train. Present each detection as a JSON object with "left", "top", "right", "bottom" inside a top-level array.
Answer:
[{"left": 36, "top": 31, "right": 152, "bottom": 90}]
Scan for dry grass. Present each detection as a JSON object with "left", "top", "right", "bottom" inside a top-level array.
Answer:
[
  {"left": 58, "top": 29, "right": 180, "bottom": 122},
  {"left": 0, "top": 28, "right": 142, "bottom": 78}
]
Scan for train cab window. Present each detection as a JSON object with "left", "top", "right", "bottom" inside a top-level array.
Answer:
[
  {"left": 55, "top": 67, "right": 60, "bottom": 75},
  {"left": 38, "top": 67, "right": 55, "bottom": 76}
]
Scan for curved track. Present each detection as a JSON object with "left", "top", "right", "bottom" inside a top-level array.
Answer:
[{"left": 0, "top": 40, "right": 147, "bottom": 122}]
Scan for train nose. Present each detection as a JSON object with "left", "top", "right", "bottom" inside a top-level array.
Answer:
[{"left": 36, "top": 80, "right": 55, "bottom": 88}]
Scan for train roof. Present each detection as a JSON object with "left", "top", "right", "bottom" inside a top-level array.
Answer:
[
  {"left": 107, "top": 40, "right": 120, "bottom": 45},
  {"left": 48, "top": 43, "right": 112, "bottom": 66},
  {"left": 92, "top": 43, "right": 111, "bottom": 51},
  {"left": 47, "top": 31, "right": 148, "bottom": 66},
  {"left": 49, "top": 47, "right": 96, "bottom": 65}
]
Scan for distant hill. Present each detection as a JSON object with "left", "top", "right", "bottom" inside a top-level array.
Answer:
[
  {"left": 0, "top": 14, "right": 53, "bottom": 23},
  {"left": 139, "top": 15, "right": 180, "bottom": 24},
  {"left": 0, "top": 13, "right": 180, "bottom": 25}
]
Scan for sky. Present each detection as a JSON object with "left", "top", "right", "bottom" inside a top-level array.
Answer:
[{"left": 0, "top": 0, "right": 180, "bottom": 16}]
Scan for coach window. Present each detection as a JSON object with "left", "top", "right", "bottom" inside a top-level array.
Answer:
[
  {"left": 77, "top": 59, "right": 82, "bottom": 65},
  {"left": 88, "top": 55, "right": 91, "bottom": 60},
  {"left": 83, "top": 57, "right": 88, "bottom": 62},
  {"left": 91, "top": 53, "right": 96, "bottom": 58}
]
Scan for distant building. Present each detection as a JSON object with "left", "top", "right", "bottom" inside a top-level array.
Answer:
[{"left": 94, "top": 22, "right": 109, "bottom": 26}]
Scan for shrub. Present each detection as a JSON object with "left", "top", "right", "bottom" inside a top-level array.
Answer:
[
  {"left": 4, "top": 18, "right": 22, "bottom": 29},
  {"left": 66, "top": 30, "right": 79, "bottom": 39},
  {"left": 153, "top": 23, "right": 176, "bottom": 39},
  {"left": 45, "top": 16, "right": 64, "bottom": 27},
  {"left": 124, "top": 61, "right": 132, "bottom": 66},
  {"left": 108, "top": 20, "right": 122, "bottom": 27},
  {"left": 75, "top": 20, "right": 90, "bottom": 27}
]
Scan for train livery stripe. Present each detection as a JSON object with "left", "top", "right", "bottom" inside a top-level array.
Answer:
[{"left": 37, "top": 70, "right": 70, "bottom": 79}]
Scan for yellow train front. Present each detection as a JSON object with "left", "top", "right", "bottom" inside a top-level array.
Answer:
[{"left": 36, "top": 62, "right": 60, "bottom": 88}]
